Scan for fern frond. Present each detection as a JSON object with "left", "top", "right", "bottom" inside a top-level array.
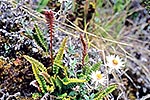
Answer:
[
  {"left": 53, "top": 37, "right": 68, "bottom": 74},
  {"left": 30, "top": 62, "right": 47, "bottom": 93},
  {"left": 39, "top": 75, "right": 47, "bottom": 93},
  {"left": 39, "top": 72, "right": 51, "bottom": 84},
  {"left": 54, "top": 37, "right": 68, "bottom": 64},
  {"left": 94, "top": 84, "right": 117, "bottom": 100},
  {"left": 34, "top": 24, "right": 48, "bottom": 52},
  {"left": 54, "top": 62, "right": 68, "bottom": 77},
  {"left": 62, "top": 83, "right": 76, "bottom": 90},
  {"left": 58, "top": 76, "right": 86, "bottom": 85},
  {"left": 23, "top": 55, "right": 47, "bottom": 72},
  {"left": 46, "top": 85, "right": 55, "bottom": 93},
  {"left": 91, "top": 61, "right": 102, "bottom": 72},
  {"left": 24, "top": 55, "right": 47, "bottom": 93},
  {"left": 83, "top": 65, "right": 91, "bottom": 75},
  {"left": 55, "top": 76, "right": 63, "bottom": 91},
  {"left": 63, "top": 78, "right": 86, "bottom": 85}
]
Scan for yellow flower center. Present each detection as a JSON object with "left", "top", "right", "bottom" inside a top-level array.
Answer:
[
  {"left": 96, "top": 73, "right": 102, "bottom": 80},
  {"left": 112, "top": 59, "right": 118, "bottom": 65}
]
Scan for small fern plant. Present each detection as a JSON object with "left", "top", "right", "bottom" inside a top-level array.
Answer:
[{"left": 24, "top": 37, "right": 86, "bottom": 99}]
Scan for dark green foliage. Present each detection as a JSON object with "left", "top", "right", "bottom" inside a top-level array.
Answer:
[
  {"left": 39, "top": 75, "right": 47, "bottom": 93},
  {"left": 83, "top": 61, "right": 102, "bottom": 81},
  {"left": 91, "top": 61, "right": 102, "bottom": 72},
  {"left": 63, "top": 83, "right": 76, "bottom": 91},
  {"left": 33, "top": 24, "right": 48, "bottom": 52},
  {"left": 55, "top": 76, "right": 63, "bottom": 91},
  {"left": 94, "top": 84, "right": 117, "bottom": 100}
]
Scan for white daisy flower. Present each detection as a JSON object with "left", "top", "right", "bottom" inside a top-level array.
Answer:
[
  {"left": 91, "top": 71, "right": 106, "bottom": 87},
  {"left": 106, "top": 55, "right": 125, "bottom": 73}
]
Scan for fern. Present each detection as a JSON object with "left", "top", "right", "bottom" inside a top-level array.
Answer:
[
  {"left": 91, "top": 61, "right": 102, "bottom": 72},
  {"left": 83, "top": 61, "right": 101, "bottom": 80},
  {"left": 39, "top": 72, "right": 51, "bottom": 84},
  {"left": 55, "top": 76, "right": 63, "bottom": 91},
  {"left": 82, "top": 65, "right": 91, "bottom": 81},
  {"left": 46, "top": 85, "right": 55, "bottom": 93},
  {"left": 24, "top": 55, "right": 47, "bottom": 93},
  {"left": 54, "top": 62, "right": 68, "bottom": 77},
  {"left": 58, "top": 76, "right": 86, "bottom": 85},
  {"left": 63, "top": 78, "right": 86, "bottom": 85},
  {"left": 53, "top": 37, "right": 68, "bottom": 74},
  {"left": 39, "top": 72, "right": 56, "bottom": 93},
  {"left": 62, "top": 83, "right": 76, "bottom": 91},
  {"left": 32, "top": 92, "right": 42, "bottom": 99},
  {"left": 94, "top": 84, "right": 117, "bottom": 100},
  {"left": 54, "top": 37, "right": 68, "bottom": 64},
  {"left": 39, "top": 75, "right": 47, "bottom": 93},
  {"left": 33, "top": 24, "right": 48, "bottom": 52},
  {"left": 24, "top": 55, "right": 47, "bottom": 72}
]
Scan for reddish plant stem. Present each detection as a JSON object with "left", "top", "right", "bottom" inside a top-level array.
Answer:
[
  {"left": 44, "top": 10, "right": 54, "bottom": 65},
  {"left": 80, "top": 34, "right": 87, "bottom": 65}
]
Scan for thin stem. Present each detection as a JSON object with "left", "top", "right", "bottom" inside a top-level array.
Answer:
[{"left": 80, "top": 34, "right": 87, "bottom": 65}]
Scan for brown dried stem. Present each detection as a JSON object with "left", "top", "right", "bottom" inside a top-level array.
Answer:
[{"left": 80, "top": 34, "right": 87, "bottom": 65}]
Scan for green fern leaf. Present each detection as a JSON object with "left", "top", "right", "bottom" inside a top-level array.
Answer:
[
  {"left": 91, "top": 61, "right": 102, "bottom": 72},
  {"left": 58, "top": 76, "right": 86, "bottom": 85},
  {"left": 62, "top": 83, "right": 76, "bottom": 90},
  {"left": 83, "top": 62, "right": 101, "bottom": 77},
  {"left": 23, "top": 55, "right": 47, "bottom": 93},
  {"left": 55, "top": 76, "right": 63, "bottom": 91},
  {"left": 54, "top": 62, "right": 68, "bottom": 77},
  {"left": 94, "top": 84, "right": 117, "bottom": 100},
  {"left": 46, "top": 85, "right": 55, "bottom": 93},
  {"left": 39, "top": 72, "right": 57, "bottom": 93},
  {"left": 39, "top": 75, "right": 47, "bottom": 93},
  {"left": 33, "top": 24, "right": 48, "bottom": 52},
  {"left": 53, "top": 37, "right": 68, "bottom": 74},
  {"left": 83, "top": 65, "right": 91, "bottom": 75},
  {"left": 54, "top": 37, "right": 68, "bottom": 63},
  {"left": 63, "top": 78, "right": 86, "bottom": 85},
  {"left": 39, "top": 72, "right": 51, "bottom": 84},
  {"left": 24, "top": 55, "right": 47, "bottom": 72}
]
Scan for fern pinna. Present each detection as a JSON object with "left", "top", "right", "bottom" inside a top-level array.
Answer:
[{"left": 44, "top": 10, "right": 54, "bottom": 65}]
